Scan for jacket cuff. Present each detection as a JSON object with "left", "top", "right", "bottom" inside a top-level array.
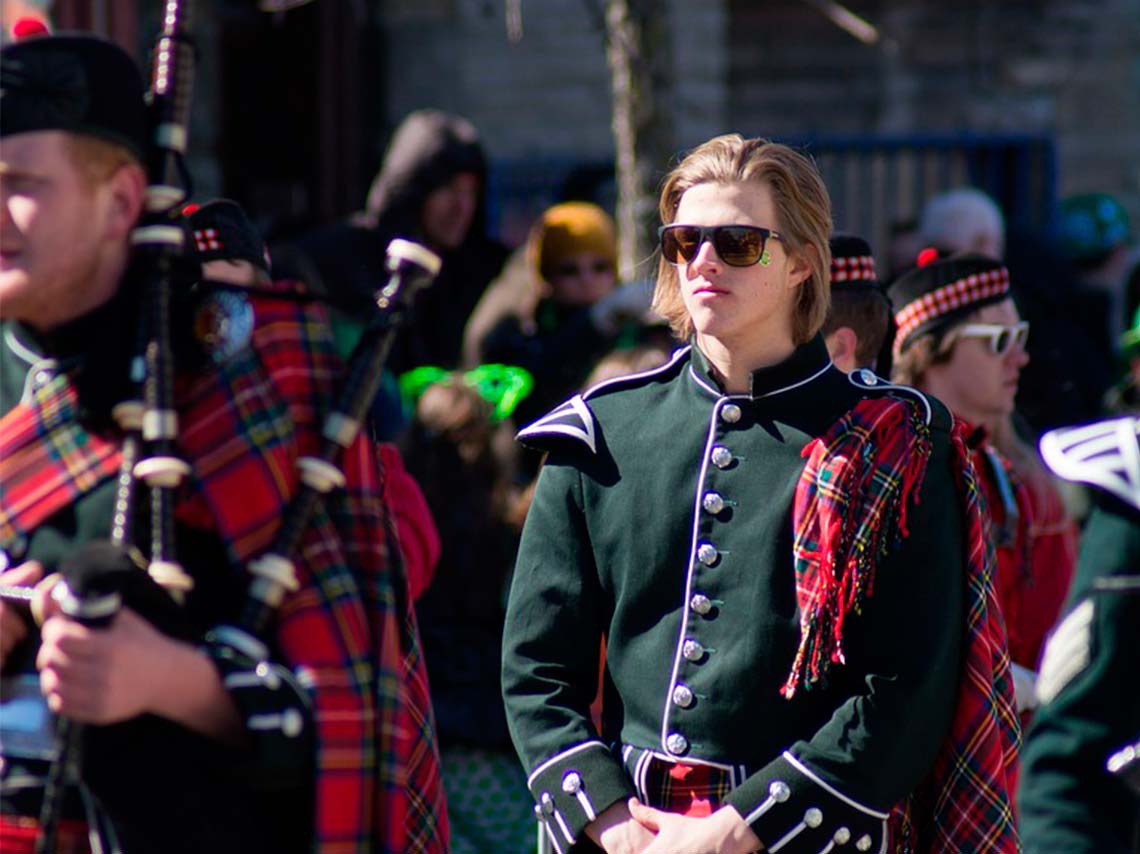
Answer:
[
  {"left": 724, "top": 752, "right": 888, "bottom": 854},
  {"left": 526, "top": 740, "right": 635, "bottom": 853}
]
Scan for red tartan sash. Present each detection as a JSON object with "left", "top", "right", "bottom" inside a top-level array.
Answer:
[
  {"left": 887, "top": 421, "right": 1020, "bottom": 854},
  {"left": 0, "top": 371, "right": 122, "bottom": 544},
  {"left": 784, "top": 396, "right": 933, "bottom": 697},
  {"left": 786, "top": 396, "right": 1019, "bottom": 851},
  {"left": 175, "top": 295, "right": 448, "bottom": 854}
]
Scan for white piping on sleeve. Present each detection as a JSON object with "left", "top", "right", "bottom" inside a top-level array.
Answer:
[
  {"left": 781, "top": 752, "right": 889, "bottom": 819},
  {"left": 768, "top": 819, "right": 811, "bottom": 853},
  {"left": 743, "top": 782, "right": 789, "bottom": 825},
  {"left": 527, "top": 741, "right": 607, "bottom": 788},
  {"left": 574, "top": 789, "right": 596, "bottom": 822},
  {"left": 553, "top": 809, "right": 574, "bottom": 845}
]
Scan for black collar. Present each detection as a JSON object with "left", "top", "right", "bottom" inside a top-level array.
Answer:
[
  {"left": 691, "top": 334, "right": 834, "bottom": 400},
  {"left": 4, "top": 280, "right": 142, "bottom": 427}
]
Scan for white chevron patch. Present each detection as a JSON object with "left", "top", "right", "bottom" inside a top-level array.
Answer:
[
  {"left": 516, "top": 395, "right": 597, "bottom": 453},
  {"left": 1039, "top": 417, "right": 1140, "bottom": 511},
  {"left": 1036, "top": 599, "right": 1094, "bottom": 705}
]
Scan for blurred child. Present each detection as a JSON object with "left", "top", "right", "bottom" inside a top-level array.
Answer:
[{"left": 400, "top": 378, "right": 532, "bottom": 853}]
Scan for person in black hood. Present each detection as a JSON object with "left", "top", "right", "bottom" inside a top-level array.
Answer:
[{"left": 291, "top": 109, "right": 510, "bottom": 377}]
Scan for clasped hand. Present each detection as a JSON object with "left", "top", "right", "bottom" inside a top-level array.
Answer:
[{"left": 589, "top": 798, "right": 762, "bottom": 854}]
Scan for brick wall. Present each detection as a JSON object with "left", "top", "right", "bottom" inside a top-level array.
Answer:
[
  {"left": 727, "top": 0, "right": 1140, "bottom": 219},
  {"left": 381, "top": 0, "right": 727, "bottom": 157},
  {"left": 378, "top": 0, "right": 1139, "bottom": 243}
]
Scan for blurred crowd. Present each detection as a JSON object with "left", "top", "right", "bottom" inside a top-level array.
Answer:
[
  {"left": 263, "top": 109, "right": 1138, "bottom": 851},
  {"left": 3, "top": 24, "right": 1138, "bottom": 850}
]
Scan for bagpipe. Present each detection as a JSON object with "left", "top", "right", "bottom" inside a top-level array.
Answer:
[{"left": 16, "top": 2, "right": 443, "bottom": 851}]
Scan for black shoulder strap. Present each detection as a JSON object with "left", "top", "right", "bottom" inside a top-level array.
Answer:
[{"left": 847, "top": 368, "right": 934, "bottom": 426}]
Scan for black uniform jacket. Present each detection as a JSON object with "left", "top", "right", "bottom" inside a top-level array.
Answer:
[
  {"left": 1021, "top": 416, "right": 1140, "bottom": 853},
  {"left": 502, "top": 336, "right": 965, "bottom": 854}
]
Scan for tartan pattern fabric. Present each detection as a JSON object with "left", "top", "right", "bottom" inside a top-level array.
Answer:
[
  {"left": 887, "top": 420, "right": 1021, "bottom": 853},
  {"left": 0, "top": 370, "right": 122, "bottom": 544},
  {"left": 782, "top": 396, "right": 933, "bottom": 697},
  {"left": 893, "top": 267, "right": 1010, "bottom": 355},
  {"left": 0, "top": 814, "right": 90, "bottom": 854},
  {"left": 643, "top": 759, "right": 735, "bottom": 819},
  {"left": 785, "top": 399, "right": 1020, "bottom": 850},
  {"left": 176, "top": 295, "right": 448, "bottom": 854},
  {"left": 830, "top": 253, "right": 877, "bottom": 283}
]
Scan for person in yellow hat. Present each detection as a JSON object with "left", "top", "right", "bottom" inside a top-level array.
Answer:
[{"left": 464, "top": 201, "right": 654, "bottom": 430}]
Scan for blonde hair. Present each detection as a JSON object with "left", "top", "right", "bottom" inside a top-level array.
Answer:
[
  {"left": 890, "top": 321, "right": 959, "bottom": 387},
  {"left": 653, "top": 135, "right": 832, "bottom": 344},
  {"left": 62, "top": 135, "right": 140, "bottom": 188}
]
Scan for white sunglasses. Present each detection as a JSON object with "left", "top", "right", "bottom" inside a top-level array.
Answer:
[{"left": 946, "top": 321, "right": 1030, "bottom": 356}]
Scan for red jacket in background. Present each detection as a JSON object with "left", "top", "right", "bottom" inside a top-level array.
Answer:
[{"left": 971, "top": 435, "right": 1075, "bottom": 670}]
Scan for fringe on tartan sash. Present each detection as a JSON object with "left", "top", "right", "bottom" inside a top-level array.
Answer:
[{"left": 782, "top": 396, "right": 932, "bottom": 698}]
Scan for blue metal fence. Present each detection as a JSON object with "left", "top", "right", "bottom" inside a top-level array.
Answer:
[
  {"left": 484, "top": 158, "right": 615, "bottom": 248},
  {"left": 777, "top": 132, "right": 1058, "bottom": 255}
]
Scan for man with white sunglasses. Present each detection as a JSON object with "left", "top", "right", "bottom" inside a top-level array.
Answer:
[{"left": 891, "top": 251, "right": 1076, "bottom": 725}]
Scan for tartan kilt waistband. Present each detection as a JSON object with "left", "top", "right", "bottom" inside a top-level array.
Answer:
[
  {"left": 0, "top": 815, "right": 90, "bottom": 854},
  {"left": 620, "top": 745, "right": 747, "bottom": 817}
]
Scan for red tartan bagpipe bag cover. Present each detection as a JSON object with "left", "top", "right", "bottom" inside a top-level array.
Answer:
[{"left": 173, "top": 295, "right": 449, "bottom": 854}]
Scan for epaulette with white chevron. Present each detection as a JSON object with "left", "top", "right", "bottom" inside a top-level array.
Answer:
[
  {"left": 515, "top": 346, "right": 688, "bottom": 454},
  {"left": 517, "top": 395, "right": 599, "bottom": 453},
  {"left": 847, "top": 368, "right": 933, "bottom": 426},
  {"left": 1039, "top": 416, "right": 1140, "bottom": 512}
]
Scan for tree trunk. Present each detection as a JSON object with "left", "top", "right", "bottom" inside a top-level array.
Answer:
[{"left": 605, "top": 0, "right": 674, "bottom": 282}]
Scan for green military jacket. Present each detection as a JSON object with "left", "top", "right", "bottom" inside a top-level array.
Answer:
[
  {"left": 502, "top": 336, "right": 965, "bottom": 854},
  {"left": 1020, "top": 417, "right": 1140, "bottom": 853}
]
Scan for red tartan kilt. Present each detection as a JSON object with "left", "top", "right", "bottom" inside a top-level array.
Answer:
[{"left": 642, "top": 758, "right": 734, "bottom": 818}]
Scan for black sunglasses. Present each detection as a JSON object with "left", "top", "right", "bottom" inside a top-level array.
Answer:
[{"left": 658, "top": 224, "right": 785, "bottom": 267}]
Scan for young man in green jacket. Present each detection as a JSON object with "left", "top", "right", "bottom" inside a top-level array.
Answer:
[{"left": 502, "top": 136, "right": 1019, "bottom": 854}]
